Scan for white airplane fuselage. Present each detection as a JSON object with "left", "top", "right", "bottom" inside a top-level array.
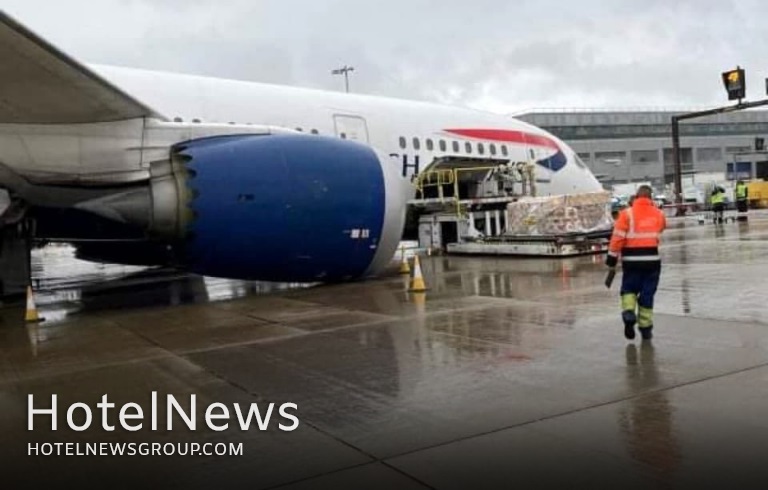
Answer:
[{"left": 90, "top": 65, "right": 602, "bottom": 196}]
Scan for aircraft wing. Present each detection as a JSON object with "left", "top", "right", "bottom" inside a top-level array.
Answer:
[{"left": 0, "top": 10, "right": 164, "bottom": 124}]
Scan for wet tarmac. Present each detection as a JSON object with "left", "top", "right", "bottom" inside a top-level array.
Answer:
[{"left": 2, "top": 218, "right": 768, "bottom": 488}]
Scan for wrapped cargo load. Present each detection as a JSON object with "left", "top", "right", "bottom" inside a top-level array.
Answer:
[{"left": 505, "top": 191, "right": 614, "bottom": 236}]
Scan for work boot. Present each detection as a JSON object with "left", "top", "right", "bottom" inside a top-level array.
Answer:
[
  {"left": 622, "top": 311, "right": 636, "bottom": 340},
  {"left": 640, "top": 326, "right": 653, "bottom": 341}
]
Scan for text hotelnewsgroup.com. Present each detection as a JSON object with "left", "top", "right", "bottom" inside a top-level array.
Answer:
[{"left": 28, "top": 442, "right": 244, "bottom": 457}]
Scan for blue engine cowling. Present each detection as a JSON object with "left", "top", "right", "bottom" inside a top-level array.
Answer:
[{"left": 170, "top": 133, "right": 409, "bottom": 282}]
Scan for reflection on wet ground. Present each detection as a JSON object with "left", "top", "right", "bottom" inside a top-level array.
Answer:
[
  {"left": 1, "top": 219, "right": 768, "bottom": 487},
  {"left": 24, "top": 245, "right": 314, "bottom": 323}
]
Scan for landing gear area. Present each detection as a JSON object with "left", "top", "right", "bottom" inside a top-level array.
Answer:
[
  {"left": 0, "top": 221, "right": 32, "bottom": 298},
  {"left": 0, "top": 188, "right": 32, "bottom": 298}
]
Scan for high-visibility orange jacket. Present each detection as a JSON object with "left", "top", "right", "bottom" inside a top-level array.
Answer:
[{"left": 608, "top": 197, "right": 666, "bottom": 265}]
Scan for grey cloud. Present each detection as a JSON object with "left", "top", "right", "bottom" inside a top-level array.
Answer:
[{"left": 3, "top": 0, "right": 768, "bottom": 113}]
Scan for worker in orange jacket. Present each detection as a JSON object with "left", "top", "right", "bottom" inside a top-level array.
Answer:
[{"left": 606, "top": 185, "right": 667, "bottom": 340}]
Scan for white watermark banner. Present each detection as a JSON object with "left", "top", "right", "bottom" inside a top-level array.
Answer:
[{"left": 28, "top": 442, "right": 244, "bottom": 457}]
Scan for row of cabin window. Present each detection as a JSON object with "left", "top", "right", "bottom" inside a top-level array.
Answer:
[
  {"left": 399, "top": 137, "right": 509, "bottom": 157},
  {"left": 291, "top": 129, "right": 512, "bottom": 156},
  {"left": 178, "top": 124, "right": 511, "bottom": 155}
]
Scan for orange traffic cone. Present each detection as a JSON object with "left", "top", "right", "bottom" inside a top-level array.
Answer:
[
  {"left": 409, "top": 255, "right": 428, "bottom": 292},
  {"left": 25, "top": 286, "right": 43, "bottom": 323},
  {"left": 399, "top": 245, "right": 411, "bottom": 275}
]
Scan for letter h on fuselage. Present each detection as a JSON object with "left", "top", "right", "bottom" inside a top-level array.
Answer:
[{"left": 401, "top": 154, "right": 420, "bottom": 178}]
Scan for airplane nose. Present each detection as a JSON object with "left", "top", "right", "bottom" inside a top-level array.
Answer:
[{"left": 559, "top": 152, "right": 603, "bottom": 193}]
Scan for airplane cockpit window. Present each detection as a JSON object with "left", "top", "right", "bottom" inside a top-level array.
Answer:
[
  {"left": 295, "top": 127, "right": 303, "bottom": 132},
  {"left": 311, "top": 129, "right": 319, "bottom": 134},
  {"left": 501, "top": 145, "right": 509, "bottom": 157},
  {"left": 452, "top": 141, "right": 460, "bottom": 152},
  {"left": 465, "top": 142, "right": 472, "bottom": 154},
  {"left": 426, "top": 139, "right": 434, "bottom": 151},
  {"left": 477, "top": 143, "right": 485, "bottom": 155},
  {"left": 439, "top": 140, "right": 447, "bottom": 152},
  {"left": 399, "top": 136, "right": 407, "bottom": 149},
  {"left": 413, "top": 137, "right": 421, "bottom": 150},
  {"left": 340, "top": 133, "right": 347, "bottom": 139},
  {"left": 490, "top": 144, "right": 497, "bottom": 156}
]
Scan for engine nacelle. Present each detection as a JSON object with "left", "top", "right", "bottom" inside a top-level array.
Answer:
[{"left": 148, "top": 134, "right": 409, "bottom": 282}]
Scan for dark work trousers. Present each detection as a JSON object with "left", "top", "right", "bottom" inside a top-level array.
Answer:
[
  {"left": 712, "top": 203, "right": 725, "bottom": 222},
  {"left": 620, "top": 265, "right": 661, "bottom": 329}
]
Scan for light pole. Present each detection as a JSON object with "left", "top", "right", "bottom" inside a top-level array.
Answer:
[{"left": 331, "top": 65, "right": 354, "bottom": 93}]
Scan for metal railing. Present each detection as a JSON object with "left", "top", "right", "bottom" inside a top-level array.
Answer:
[
  {"left": 413, "top": 169, "right": 456, "bottom": 200},
  {"left": 511, "top": 106, "right": 748, "bottom": 116},
  {"left": 412, "top": 164, "right": 539, "bottom": 222}
]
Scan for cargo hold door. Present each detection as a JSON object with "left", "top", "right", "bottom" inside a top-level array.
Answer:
[{"left": 333, "top": 114, "right": 370, "bottom": 143}]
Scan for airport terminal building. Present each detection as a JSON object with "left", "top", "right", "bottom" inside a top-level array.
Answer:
[{"left": 517, "top": 109, "right": 768, "bottom": 192}]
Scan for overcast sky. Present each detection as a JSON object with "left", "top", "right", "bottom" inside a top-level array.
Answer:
[{"left": 3, "top": 0, "right": 767, "bottom": 114}]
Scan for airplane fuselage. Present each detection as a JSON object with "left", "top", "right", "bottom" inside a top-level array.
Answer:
[{"left": 91, "top": 65, "right": 602, "bottom": 196}]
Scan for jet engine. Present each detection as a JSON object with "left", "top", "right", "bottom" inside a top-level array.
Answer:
[{"left": 80, "top": 133, "right": 410, "bottom": 282}]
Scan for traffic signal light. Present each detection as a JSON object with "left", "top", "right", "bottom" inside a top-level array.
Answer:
[{"left": 722, "top": 67, "right": 746, "bottom": 100}]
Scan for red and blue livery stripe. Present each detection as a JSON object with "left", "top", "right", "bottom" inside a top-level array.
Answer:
[{"left": 444, "top": 129, "right": 567, "bottom": 172}]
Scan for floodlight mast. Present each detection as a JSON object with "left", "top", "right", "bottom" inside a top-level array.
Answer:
[{"left": 331, "top": 65, "right": 355, "bottom": 93}]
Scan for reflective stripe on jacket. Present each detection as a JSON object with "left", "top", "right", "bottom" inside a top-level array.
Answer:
[{"left": 608, "top": 197, "right": 666, "bottom": 263}]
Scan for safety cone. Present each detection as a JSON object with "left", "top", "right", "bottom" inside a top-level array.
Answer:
[
  {"left": 409, "top": 255, "right": 428, "bottom": 292},
  {"left": 399, "top": 246, "right": 411, "bottom": 275},
  {"left": 25, "top": 286, "right": 43, "bottom": 323}
]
